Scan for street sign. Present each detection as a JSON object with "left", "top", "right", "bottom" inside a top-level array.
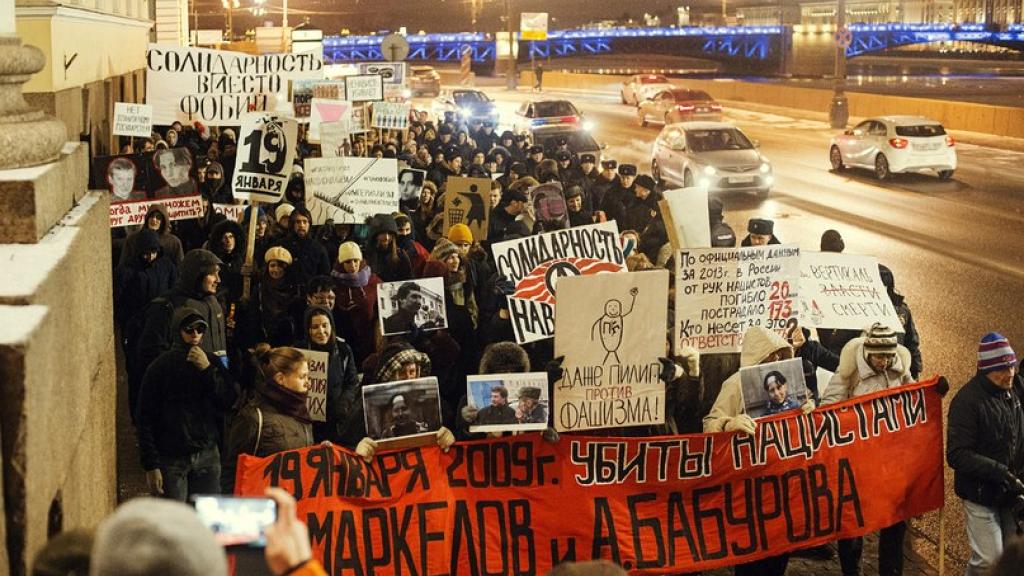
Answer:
[
  {"left": 380, "top": 33, "right": 410, "bottom": 62},
  {"left": 520, "top": 12, "right": 549, "bottom": 41},
  {"left": 835, "top": 26, "right": 853, "bottom": 48}
]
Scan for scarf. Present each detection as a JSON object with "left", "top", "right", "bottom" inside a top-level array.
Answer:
[
  {"left": 331, "top": 263, "right": 371, "bottom": 288},
  {"left": 258, "top": 379, "right": 312, "bottom": 424}
]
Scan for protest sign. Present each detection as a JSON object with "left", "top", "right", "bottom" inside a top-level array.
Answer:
[
  {"left": 740, "top": 357, "right": 808, "bottom": 419},
  {"left": 529, "top": 182, "right": 567, "bottom": 229},
  {"left": 675, "top": 244, "right": 801, "bottom": 354},
  {"left": 232, "top": 112, "right": 298, "bottom": 204},
  {"left": 108, "top": 196, "right": 203, "bottom": 228},
  {"left": 362, "top": 377, "right": 442, "bottom": 450},
  {"left": 307, "top": 98, "right": 352, "bottom": 143},
  {"left": 378, "top": 278, "right": 447, "bottom": 336},
  {"left": 344, "top": 74, "right": 385, "bottom": 102},
  {"left": 659, "top": 186, "right": 711, "bottom": 249},
  {"left": 295, "top": 349, "right": 329, "bottom": 423},
  {"left": 371, "top": 102, "right": 410, "bottom": 130},
  {"left": 492, "top": 221, "right": 625, "bottom": 344},
  {"left": 145, "top": 45, "right": 323, "bottom": 125},
  {"left": 319, "top": 122, "right": 348, "bottom": 158},
  {"left": 553, "top": 270, "right": 669, "bottom": 432},
  {"left": 467, "top": 372, "right": 549, "bottom": 434},
  {"left": 237, "top": 379, "right": 945, "bottom": 575},
  {"left": 212, "top": 203, "right": 246, "bottom": 222},
  {"left": 304, "top": 157, "right": 399, "bottom": 224},
  {"left": 358, "top": 62, "right": 407, "bottom": 85},
  {"left": 799, "top": 251, "right": 904, "bottom": 332},
  {"left": 442, "top": 176, "right": 491, "bottom": 241},
  {"left": 112, "top": 102, "right": 153, "bottom": 138},
  {"left": 397, "top": 168, "right": 425, "bottom": 202}
]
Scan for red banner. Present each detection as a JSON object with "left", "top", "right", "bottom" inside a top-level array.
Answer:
[{"left": 236, "top": 380, "right": 944, "bottom": 575}]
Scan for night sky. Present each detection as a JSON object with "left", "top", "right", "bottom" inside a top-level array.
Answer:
[{"left": 197, "top": 0, "right": 778, "bottom": 35}]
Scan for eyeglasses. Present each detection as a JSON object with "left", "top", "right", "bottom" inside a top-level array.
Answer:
[{"left": 183, "top": 324, "right": 206, "bottom": 335}]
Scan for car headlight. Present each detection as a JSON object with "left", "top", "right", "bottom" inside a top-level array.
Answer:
[
  {"left": 460, "top": 107, "right": 474, "bottom": 116},
  {"left": 703, "top": 165, "right": 717, "bottom": 176},
  {"left": 760, "top": 162, "right": 771, "bottom": 173},
  {"left": 582, "top": 120, "right": 596, "bottom": 132}
]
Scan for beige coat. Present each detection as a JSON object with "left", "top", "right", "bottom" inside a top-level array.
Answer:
[
  {"left": 820, "top": 337, "right": 913, "bottom": 405},
  {"left": 703, "top": 326, "right": 793, "bottom": 433}
]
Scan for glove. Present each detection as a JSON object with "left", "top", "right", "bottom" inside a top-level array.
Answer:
[
  {"left": 495, "top": 275, "right": 516, "bottom": 297},
  {"left": 724, "top": 414, "right": 756, "bottom": 435},
  {"left": 936, "top": 376, "right": 950, "bottom": 397},
  {"left": 546, "top": 355, "right": 565, "bottom": 385},
  {"left": 658, "top": 357, "right": 683, "bottom": 383},
  {"left": 801, "top": 399, "right": 816, "bottom": 415},
  {"left": 145, "top": 469, "right": 164, "bottom": 496},
  {"left": 187, "top": 346, "right": 211, "bottom": 371},
  {"left": 436, "top": 427, "right": 455, "bottom": 452},
  {"left": 678, "top": 346, "right": 700, "bottom": 378},
  {"left": 460, "top": 405, "right": 479, "bottom": 424},
  {"left": 542, "top": 427, "right": 560, "bottom": 444},
  {"left": 356, "top": 437, "right": 378, "bottom": 463},
  {"left": 1003, "top": 469, "right": 1024, "bottom": 493}
]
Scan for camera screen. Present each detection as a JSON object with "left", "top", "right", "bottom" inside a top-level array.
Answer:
[{"left": 192, "top": 496, "right": 277, "bottom": 548}]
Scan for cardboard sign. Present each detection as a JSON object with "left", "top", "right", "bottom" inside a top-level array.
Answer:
[
  {"left": 212, "top": 202, "right": 246, "bottom": 222},
  {"left": 799, "top": 251, "right": 905, "bottom": 333},
  {"left": 307, "top": 98, "right": 352, "bottom": 143},
  {"left": 362, "top": 377, "right": 442, "bottom": 450},
  {"left": 296, "top": 349, "right": 330, "bottom": 423},
  {"left": 442, "top": 176, "right": 491, "bottom": 242},
  {"left": 554, "top": 270, "right": 669, "bottom": 432},
  {"left": 319, "top": 121, "right": 348, "bottom": 157},
  {"left": 659, "top": 186, "right": 711, "bottom": 249},
  {"left": 491, "top": 221, "right": 626, "bottom": 344},
  {"left": 232, "top": 112, "right": 298, "bottom": 204},
  {"left": 740, "top": 357, "right": 808, "bottom": 419},
  {"left": 358, "top": 62, "right": 406, "bottom": 85},
  {"left": 371, "top": 102, "right": 410, "bottom": 130},
  {"left": 467, "top": 372, "right": 550, "bottom": 434},
  {"left": 108, "top": 196, "right": 203, "bottom": 228},
  {"left": 237, "top": 380, "right": 945, "bottom": 574},
  {"left": 675, "top": 244, "right": 801, "bottom": 354},
  {"left": 145, "top": 45, "right": 323, "bottom": 125},
  {"left": 344, "top": 74, "right": 385, "bottom": 102},
  {"left": 112, "top": 102, "right": 154, "bottom": 138},
  {"left": 304, "top": 157, "right": 399, "bottom": 224}
]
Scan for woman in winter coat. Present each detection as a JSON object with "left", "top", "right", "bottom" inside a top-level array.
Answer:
[
  {"left": 331, "top": 241, "right": 381, "bottom": 365},
  {"left": 293, "top": 305, "right": 360, "bottom": 444},
  {"left": 256, "top": 246, "right": 300, "bottom": 346},
  {"left": 364, "top": 213, "right": 413, "bottom": 282},
  {"left": 223, "top": 344, "right": 314, "bottom": 493}
]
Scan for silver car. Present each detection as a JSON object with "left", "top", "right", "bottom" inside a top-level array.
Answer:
[
  {"left": 620, "top": 74, "right": 674, "bottom": 106},
  {"left": 651, "top": 121, "right": 773, "bottom": 197}
]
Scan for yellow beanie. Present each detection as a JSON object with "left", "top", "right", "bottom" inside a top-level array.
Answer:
[{"left": 448, "top": 223, "right": 473, "bottom": 244}]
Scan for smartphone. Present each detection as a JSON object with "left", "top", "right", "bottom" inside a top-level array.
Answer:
[{"left": 192, "top": 495, "right": 277, "bottom": 548}]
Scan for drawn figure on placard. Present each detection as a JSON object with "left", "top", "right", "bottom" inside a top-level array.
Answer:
[
  {"left": 591, "top": 287, "right": 639, "bottom": 365},
  {"left": 516, "top": 386, "right": 547, "bottom": 424},
  {"left": 381, "top": 394, "right": 430, "bottom": 438},
  {"left": 763, "top": 370, "right": 799, "bottom": 415},
  {"left": 458, "top": 184, "right": 487, "bottom": 230}
]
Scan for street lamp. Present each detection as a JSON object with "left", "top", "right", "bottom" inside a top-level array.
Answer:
[
  {"left": 505, "top": 0, "right": 517, "bottom": 90},
  {"left": 222, "top": 0, "right": 239, "bottom": 40},
  {"left": 829, "top": 0, "right": 850, "bottom": 129}
]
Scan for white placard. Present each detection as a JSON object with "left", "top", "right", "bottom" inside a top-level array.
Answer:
[
  {"left": 307, "top": 98, "right": 352, "bottom": 143},
  {"left": 371, "top": 102, "right": 410, "bottom": 130},
  {"left": 344, "top": 74, "right": 385, "bottom": 102},
  {"left": 304, "top": 157, "right": 399, "bottom": 224},
  {"left": 296, "top": 349, "right": 330, "bottom": 422},
  {"left": 231, "top": 112, "right": 298, "bottom": 204},
  {"left": 320, "top": 122, "right": 348, "bottom": 158},
  {"left": 113, "top": 103, "right": 154, "bottom": 139},
  {"left": 358, "top": 62, "right": 407, "bottom": 85},
  {"left": 799, "top": 251, "right": 904, "bottom": 332},
  {"left": 659, "top": 186, "right": 711, "bottom": 249}
]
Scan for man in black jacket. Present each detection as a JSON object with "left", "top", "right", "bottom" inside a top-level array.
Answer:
[
  {"left": 948, "top": 332, "right": 1023, "bottom": 576},
  {"left": 277, "top": 206, "right": 331, "bottom": 287}
]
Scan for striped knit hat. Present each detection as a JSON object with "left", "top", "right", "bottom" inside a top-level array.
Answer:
[
  {"left": 863, "top": 323, "right": 898, "bottom": 355},
  {"left": 978, "top": 332, "right": 1017, "bottom": 374}
]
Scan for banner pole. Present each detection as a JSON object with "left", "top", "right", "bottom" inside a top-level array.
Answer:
[
  {"left": 241, "top": 199, "right": 260, "bottom": 303},
  {"left": 938, "top": 504, "right": 945, "bottom": 576}
]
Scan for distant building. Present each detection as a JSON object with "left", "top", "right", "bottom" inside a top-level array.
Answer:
[{"left": 736, "top": 0, "right": 964, "bottom": 25}]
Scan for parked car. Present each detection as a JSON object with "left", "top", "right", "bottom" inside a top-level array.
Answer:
[
  {"left": 511, "top": 99, "right": 592, "bottom": 135},
  {"left": 620, "top": 74, "right": 675, "bottom": 106},
  {"left": 829, "top": 116, "right": 956, "bottom": 180},
  {"left": 532, "top": 129, "right": 604, "bottom": 165},
  {"left": 651, "top": 121, "right": 773, "bottom": 197},
  {"left": 408, "top": 66, "right": 441, "bottom": 96},
  {"left": 431, "top": 89, "right": 499, "bottom": 125},
  {"left": 637, "top": 88, "right": 722, "bottom": 127}
]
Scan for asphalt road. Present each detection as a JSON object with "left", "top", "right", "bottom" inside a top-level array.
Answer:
[{"left": 440, "top": 84, "right": 1024, "bottom": 571}]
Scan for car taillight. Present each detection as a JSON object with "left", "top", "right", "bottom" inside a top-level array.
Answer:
[
  {"left": 676, "top": 105, "right": 695, "bottom": 111},
  {"left": 945, "top": 135, "right": 956, "bottom": 147},
  {"left": 888, "top": 138, "right": 908, "bottom": 149},
  {"left": 560, "top": 116, "right": 578, "bottom": 123}
]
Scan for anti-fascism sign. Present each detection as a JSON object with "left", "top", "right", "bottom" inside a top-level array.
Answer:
[
  {"left": 236, "top": 380, "right": 944, "bottom": 575},
  {"left": 344, "top": 74, "right": 385, "bottom": 102},
  {"left": 799, "top": 251, "right": 904, "bottom": 333},
  {"left": 675, "top": 245, "right": 801, "bottom": 354},
  {"left": 108, "top": 196, "right": 203, "bottom": 228},
  {"left": 232, "top": 112, "right": 298, "bottom": 204},
  {"left": 112, "top": 102, "right": 154, "bottom": 138},
  {"left": 296, "top": 349, "right": 330, "bottom": 423},
  {"left": 371, "top": 102, "right": 411, "bottom": 130},
  {"left": 443, "top": 176, "right": 491, "bottom": 242},
  {"left": 304, "top": 157, "right": 399, "bottom": 225},
  {"left": 491, "top": 221, "right": 626, "bottom": 345},
  {"left": 90, "top": 150, "right": 202, "bottom": 227},
  {"left": 554, "top": 270, "right": 669, "bottom": 432},
  {"left": 146, "top": 45, "right": 323, "bottom": 125},
  {"left": 308, "top": 98, "right": 352, "bottom": 143}
]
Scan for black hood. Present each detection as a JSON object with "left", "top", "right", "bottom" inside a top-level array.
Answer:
[
  {"left": 209, "top": 219, "right": 244, "bottom": 257},
  {"left": 175, "top": 249, "right": 223, "bottom": 296},
  {"left": 135, "top": 228, "right": 162, "bottom": 255},
  {"left": 170, "top": 306, "right": 207, "bottom": 349},
  {"left": 144, "top": 204, "right": 170, "bottom": 235}
]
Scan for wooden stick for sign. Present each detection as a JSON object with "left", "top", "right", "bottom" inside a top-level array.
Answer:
[
  {"left": 938, "top": 505, "right": 945, "bottom": 576},
  {"left": 241, "top": 199, "right": 260, "bottom": 303}
]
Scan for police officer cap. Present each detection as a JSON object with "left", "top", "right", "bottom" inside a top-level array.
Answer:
[
  {"left": 601, "top": 159, "right": 618, "bottom": 169},
  {"left": 634, "top": 174, "right": 657, "bottom": 191},
  {"left": 618, "top": 164, "right": 637, "bottom": 176},
  {"left": 564, "top": 185, "right": 583, "bottom": 199},
  {"left": 554, "top": 150, "right": 572, "bottom": 161},
  {"left": 528, "top": 145, "right": 544, "bottom": 155},
  {"left": 482, "top": 120, "right": 494, "bottom": 127},
  {"left": 747, "top": 218, "right": 774, "bottom": 235},
  {"left": 580, "top": 153, "right": 596, "bottom": 164},
  {"left": 443, "top": 147, "right": 462, "bottom": 162},
  {"left": 439, "top": 124, "right": 454, "bottom": 135}
]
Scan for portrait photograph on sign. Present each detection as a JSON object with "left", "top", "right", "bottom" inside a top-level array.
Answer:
[
  {"left": 103, "top": 155, "right": 147, "bottom": 203},
  {"left": 150, "top": 147, "right": 199, "bottom": 198},
  {"left": 739, "top": 357, "right": 809, "bottom": 419},
  {"left": 362, "top": 377, "right": 442, "bottom": 447},
  {"left": 398, "top": 168, "right": 426, "bottom": 203},
  {"left": 377, "top": 277, "right": 447, "bottom": 336},
  {"left": 466, "top": 372, "right": 549, "bottom": 434}
]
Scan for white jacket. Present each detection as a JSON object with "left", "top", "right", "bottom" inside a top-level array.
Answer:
[
  {"left": 820, "top": 336, "right": 913, "bottom": 405},
  {"left": 703, "top": 326, "right": 793, "bottom": 433}
]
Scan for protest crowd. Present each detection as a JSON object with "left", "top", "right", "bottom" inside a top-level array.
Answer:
[{"left": 35, "top": 77, "right": 1024, "bottom": 576}]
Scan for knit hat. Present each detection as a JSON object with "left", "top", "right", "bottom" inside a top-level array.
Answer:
[
  {"left": 447, "top": 223, "right": 473, "bottom": 244},
  {"left": 337, "top": 241, "right": 362, "bottom": 263},
  {"left": 431, "top": 237, "right": 459, "bottom": 262},
  {"left": 863, "top": 323, "right": 898, "bottom": 355},
  {"left": 480, "top": 341, "right": 531, "bottom": 374},
  {"left": 374, "top": 343, "right": 432, "bottom": 384},
  {"left": 275, "top": 204, "right": 295, "bottom": 222},
  {"left": 91, "top": 498, "right": 228, "bottom": 576},
  {"left": 978, "top": 332, "right": 1017, "bottom": 374},
  {"left": 264, "top": 246, "right": 293, "bottom": 265},
  {"left": 820, "top": 229, "right": 845, "bottom": 253},
  {"left": 747, "top": 218, "right": 774, "bottom": 235}
]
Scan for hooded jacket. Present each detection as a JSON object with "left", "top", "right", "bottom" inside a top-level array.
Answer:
[
  {"left": 820, "top": 337, "right": 913, "bottom": 404},
  {"left": 138, "top": 249, "right": 227, "bottom": 370},
  {"left": 136, "top": 307, "right": 236, "bottom": 471},
  {"left": 118, "top": 204, "right": 184, "bottom": 267},
  {"left": 113, "top": 228, "right": 178, "bottom": 333},
  {"left": 704, "top": 326, "right": 793, "bottom": 433},
  {"left": 208, "top": 219, "right": 245, "bottom": 306},
  {"left": 364, "top": 214, "right": 413, "bottom": 282},
  {"left": 295, "top": 306, "right": 359, "bottom": 443}
]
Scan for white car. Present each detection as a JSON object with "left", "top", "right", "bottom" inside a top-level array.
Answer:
[
  {"left": 651, "top": 121, "right": 773, "bottom": 197},
  {"left": 511, "top": 99, "right": 591, "bottom": 135},
  {"left": 829, "top": 116, "right": 956, "bottom": 180},
  {"left": 620, "top": 74, "right": 674, "bottom": 106}
]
